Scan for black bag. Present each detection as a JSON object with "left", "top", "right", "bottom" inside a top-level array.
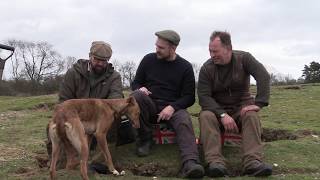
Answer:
[{"left": 116, "top": 116, "right": 137, "bottom": 146}]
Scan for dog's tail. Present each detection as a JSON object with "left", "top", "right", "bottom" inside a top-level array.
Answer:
[
  {"left": 48, "top": 122, "right": 59, "bottom": 145},
  {"left": 53, "top": 107, "right": 84, "bottom": 154},
  {"left": 64, "top": 121, "right": 83, "bottom": 153},
  {"left": 53, "top": 109, "right": 72, "bottom": 147}
]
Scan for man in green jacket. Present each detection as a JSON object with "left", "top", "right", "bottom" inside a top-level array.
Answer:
[
  {"left": 59, "top": 41, "right": 124, "bottom": 145},
  {"left": 198, "top": 31, "right": 272, "bottom": 177},
  {"left": 46, "top": 41, "right": 126, "bottom": 172},
  {"left": 59, "top": 41, "right": 123, "bottom": 101}
]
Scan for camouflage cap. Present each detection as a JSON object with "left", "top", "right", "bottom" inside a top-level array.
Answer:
[
  {"left": 90, "top": 41, "right": 112, "bottom": 61},
  {"left": 155, "top": 30, "right": 180, "bottom": 46}
]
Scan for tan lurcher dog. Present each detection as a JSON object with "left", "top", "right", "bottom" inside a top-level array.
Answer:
[{"left": 48, "top": 97, "right": 140, "bottom": 180}]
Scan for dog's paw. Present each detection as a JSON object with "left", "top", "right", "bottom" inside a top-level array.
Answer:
[
  {"left": 120, "top": 170, "right": 125, "bottom": 175},
  {"left": 112, "top": 169, "right": 120, "bottom": 176}
]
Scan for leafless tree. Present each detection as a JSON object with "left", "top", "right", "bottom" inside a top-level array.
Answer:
[
  {"left": 119, "top": 60, "right": 136, "bottom": 88},
  {"left": 64, "top": 56, "right": 77, "bottom": 72},
  {"left": 192, "top": 62, "right": 201, "bottom": 81},
  {"left": 110, "top": 58, "right": 120, "bottom": 72},
  {"left": 6, "top": 39, "right": 64, "bottom": 83},
  {"left": 270, "top": 73, "right": 297, "bottom": 85}
]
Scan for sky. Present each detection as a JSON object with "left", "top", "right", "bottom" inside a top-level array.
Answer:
[{"left": 0, "top": 0, "right": 319, "bottom": 79}]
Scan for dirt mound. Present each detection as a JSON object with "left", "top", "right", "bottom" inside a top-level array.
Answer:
[
  {"left": 130, "top": 162, "right": 177, "bottom": 177},
  {"left": 33, "top": 102, "right": 56, "bottom": 111},
  {"left": 35, "top": 154, "right": 49, "bottom": 168},
  {"left": 262, "top": 128, "right": 297, "bottom": 142},
  {"left": 282, "top": 85, "right": 302, "bottom": 90},
  {"left": 11, "top": 167, "right": 37, "bottom": 178},
  {"left": 15, "top": 167, "right": 32, "bottom": 174}
]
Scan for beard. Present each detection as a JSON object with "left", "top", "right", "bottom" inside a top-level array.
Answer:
[{"left": 91, "top": 64, "right": 107, "bottom": 75}]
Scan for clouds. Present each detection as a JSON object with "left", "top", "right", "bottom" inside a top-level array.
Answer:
[{"left": 1, "top": 0, "right": 319, "bottom": 79}]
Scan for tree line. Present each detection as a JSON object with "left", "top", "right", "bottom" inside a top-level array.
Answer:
[
  {"left": 269, "top": 61, "right": 320, "bottom": 85},
  {"left": 0, "top": 39, "right": 137, "bottom": 95},
  {"left": 0, "top": 39, "right": 319, "bottom": 96}
]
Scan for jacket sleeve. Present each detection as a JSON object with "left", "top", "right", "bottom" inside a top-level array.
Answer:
[
  {"left": 197, "top": 65, "right": 225, "bottom": 116},
  {"left": 131, "top": 57, "right": 146, "bottom": 91},
  {"left": 243, "top": 53, "right": 270, "bottom": 108},
  {"left": 170, "top": 64, "right": 195, "bottom": 110},
  {"left": 107, "top": 72, "right": 124, "bottom": 99},
  {"left": 58, "top": 69, "right": 77, "bottom": 102}
]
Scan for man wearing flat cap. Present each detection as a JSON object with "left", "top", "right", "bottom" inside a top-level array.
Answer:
[
  {"left": 46, "top": 41, "right": 125, "bottom": 171},
  {"left": 59, "top": 41, "right": 123, "bottom": 101},
  {"left": 131, "top": 30, "right": 205, "bottom": 178}
]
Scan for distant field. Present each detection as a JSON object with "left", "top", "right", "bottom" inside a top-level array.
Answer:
[{"left": 0, "top": 84, "right": 319, "bottom": 179}]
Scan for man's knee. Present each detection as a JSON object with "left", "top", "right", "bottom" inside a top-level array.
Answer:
[
  {"left": 242, "top": 111, "right": 259, "bottom": 123},
  {"left": 241, "top": 111, "right": 261, "bottom": 131},
  {"left": 199, "top": 110, "right": 219, "bottom": 126},
  {"left": 175, "top": 109, "right": 190, "bottom": 119},
  {"left": 172, "top": 110, "right": 192, "bottom": 125},
  {"left": 130, "top": 90, "right": 145, "bottom": 102}
]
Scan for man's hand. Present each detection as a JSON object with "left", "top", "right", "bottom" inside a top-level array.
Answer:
[
  {"left": 139, "top": 87, "right": 152, "bottom": 96},
  {"left": 221, "top": 114, "right": 239, "bottom": 133},
  {"left": 157, "top": 105, "right": 175, "bottom": 122},
  {"left": 240, "top": 105, "right": 260, "bottom": 117}
]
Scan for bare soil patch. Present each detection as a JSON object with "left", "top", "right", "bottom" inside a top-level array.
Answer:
[
  {"left": 262, "top": 128, "right": 297, "bottom": 142},
  {"left": 35, "top": 153, "right": 49, "bottom": 168},
  {"left": 11, "top": 167, "right": 38, "bottom": 178},
  {"left": 33, "top": 102, "right": 56, "bottom": 111},
  {"left": 129, "top": 162, "right": 177, "bottom": 177},
  {"left": 0, "top": 144, "right": 27, "bottom": 162}
]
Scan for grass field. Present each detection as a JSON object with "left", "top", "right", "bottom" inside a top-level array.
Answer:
[{"left": 0, "top": 84, "right": 319, "bottom": 179}]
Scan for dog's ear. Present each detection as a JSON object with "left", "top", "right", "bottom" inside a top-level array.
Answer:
[{"left": 127, "top": 96, "right": 136, "bottom": 105}]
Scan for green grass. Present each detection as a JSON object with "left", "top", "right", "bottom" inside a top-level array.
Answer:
[
  {"left": 261, "top": 85, "right": 320, "bottom": 132},
  {"left": 265, "top": 137, "right": 320, "bottom": 170},
  {"left": 0, "top": 84, "right": 320, "bottom": 179},
  {"left": 0, "top": 94, "right": 57, "bottom": 111}
]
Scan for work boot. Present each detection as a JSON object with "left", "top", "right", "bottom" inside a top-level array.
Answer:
[
  {"left": 180, "top": 160, "right": 204, "bottom": 178},
  {"left": 242, "top": 160, "right": 272, "bottom": 177},
  {"left": 206, "top": 162, "right": 228, "bottom": 177},
  {"left": 136, "top": 138, "right": 153, "bottom": 157}
]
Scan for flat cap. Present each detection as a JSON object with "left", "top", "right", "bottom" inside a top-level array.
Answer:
[
  {"left": 155, "top": 30, "right": 180, "bottom": 46},
  {"left": 90, "top": 41, "right": 112, "bottom": 61}
]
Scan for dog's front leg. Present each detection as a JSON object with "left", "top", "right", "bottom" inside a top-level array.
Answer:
[{"left": 95, "top": 133, "right": 121, "bottom": 175}]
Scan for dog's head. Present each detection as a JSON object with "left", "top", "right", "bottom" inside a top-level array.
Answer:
[{"left": 124, "top": 96, "right": 140, "bottom": 128}]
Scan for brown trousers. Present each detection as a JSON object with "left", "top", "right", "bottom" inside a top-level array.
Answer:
[{"left": 199, "top": 110, "right": 262, "bottom": 170}]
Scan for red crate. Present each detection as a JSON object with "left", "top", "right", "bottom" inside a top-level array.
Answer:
[{"left": 221, "top": 132, "right": 242, "bottom": 146}]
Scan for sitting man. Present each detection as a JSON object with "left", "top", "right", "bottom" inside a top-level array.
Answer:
[
  {"left": 46, "top": 41, "right": 130, "bottom": 172},
  {"left": 198, "top": 31, "right": 272, "bottom": 177},
  {"left": 131, "top": 30, "right": 204, "bottom": 178}
]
